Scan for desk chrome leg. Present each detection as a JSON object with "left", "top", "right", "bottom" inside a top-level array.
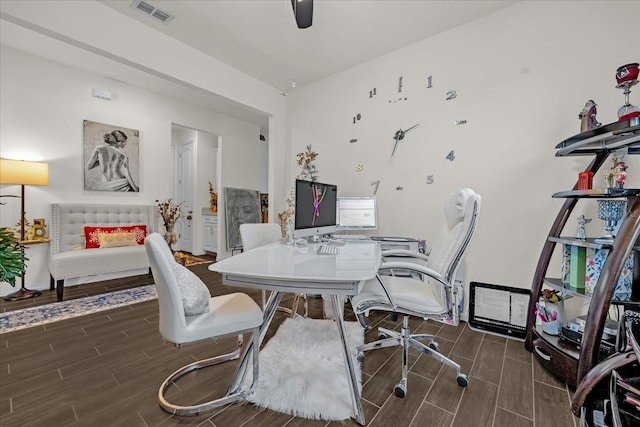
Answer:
[
  {"left": 227, "top": 291, "right": 283, "bottom": 395},
  {"left": 332, "top": 295, "right": 365, "bottom": 425}
]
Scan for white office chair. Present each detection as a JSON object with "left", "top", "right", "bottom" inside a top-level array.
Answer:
[
  {"left": 144, "top": 232, "right": 263, "bottom": 415},
  {"left": 239, "top": 223, "right": 308, "bottom": 317},
  {"left": 350, "top": 188, "right": 481, "bottom": 398}
]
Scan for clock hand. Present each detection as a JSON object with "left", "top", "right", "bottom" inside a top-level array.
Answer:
[
  {"left": 390, "top": 123, "right": 420, "bottom": 161},
  {"left": 390, "top": 138, "right": 400, "bottom": 160},
  {"left": 403, "top": 123, "right": 420, "bottom": 134}
]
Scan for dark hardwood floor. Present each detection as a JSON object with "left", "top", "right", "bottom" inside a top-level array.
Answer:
[{"left": 0, "top": 259, "right": 579, "bottom": 427}]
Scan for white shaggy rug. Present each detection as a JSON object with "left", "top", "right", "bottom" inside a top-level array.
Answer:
[{"left": 247, "top": 317, "right": 364, "bottom": 420}]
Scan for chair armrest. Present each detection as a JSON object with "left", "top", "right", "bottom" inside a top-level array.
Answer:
[
  {"left": 381, "top": 249, "right": 429, "bottom": 262},
  {"left": 378, "top": 261, "right": 446, "bottom": 286}
]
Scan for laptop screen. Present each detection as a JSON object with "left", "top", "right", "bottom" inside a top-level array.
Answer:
[{"left": 468, "top": 282, "right": 531, "bottom": 341}]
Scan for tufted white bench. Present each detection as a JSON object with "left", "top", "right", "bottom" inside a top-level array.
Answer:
[{"left": 49, "top": 203, "right": 155, "bottom": 301}]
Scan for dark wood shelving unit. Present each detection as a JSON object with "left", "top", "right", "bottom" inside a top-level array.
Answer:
[{"left": 525, "top": 119, "right": 640, "bottom": 389}]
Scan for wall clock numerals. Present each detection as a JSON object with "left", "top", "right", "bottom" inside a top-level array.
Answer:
[
  {"left": 371, "top": 180, "right": 380, "bottom": 195},
  {"left": 349, "top": 138, "right": 357, "bottom": 143},
  {"left": 396, "top": 186, "right": 403, "bottom": 191},
  {"left": 398, "top": 76, "right": 403, "bottom": 93},
  {"left": 446, "top": 90, "right": 457, "bottom": 100},
  {"left": 446, "top": 150, "right": 455, "bottom": 161},
  {"left": 352, "top": 113, "right": 361, "bottom": 124},
  {"left": 369, "top": 88, "right": 377, "bottom": 98},
  {"left": 455, "top": 120, "right": 467, "bottom": 125},
  {"left": 355, "top": 163, "right": 363, "bottom": 172},
  {"left": 426, "top": 175, "right": 434, "bottom": 184},
  {"left": 426, "top": 75, "right": 433, "bottom": 88}
]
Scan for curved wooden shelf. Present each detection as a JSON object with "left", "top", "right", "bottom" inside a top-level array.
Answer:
[{"left": 526, "top": 125, "right": 640, "bottom": 390}]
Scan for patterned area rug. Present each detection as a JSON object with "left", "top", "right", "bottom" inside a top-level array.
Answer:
[{"left": 0, "top": 285, "right": 157, "bottom": 334}]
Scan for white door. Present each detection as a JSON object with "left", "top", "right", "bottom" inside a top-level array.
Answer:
[{"left": 176, "top": 142, "right": 194, "bottom": 253}]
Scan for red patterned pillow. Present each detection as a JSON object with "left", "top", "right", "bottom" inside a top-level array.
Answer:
[{"left": 84, "top": 225, "right": 147, "bottom": 249}]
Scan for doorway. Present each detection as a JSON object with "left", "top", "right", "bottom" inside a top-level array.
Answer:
[
  {"left": 176, "top": 141, "right": 194, "bottom": 253},
  {"left": 171, "top": 124, "right": 218, "bottom": 255}
]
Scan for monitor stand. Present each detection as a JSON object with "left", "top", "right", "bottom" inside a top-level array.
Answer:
[
  {"left": 294, "top": 235, "right": 324, "bottom": 247},
  {"left": 333, "top": 233, "right": 368, "bottom": 240}
]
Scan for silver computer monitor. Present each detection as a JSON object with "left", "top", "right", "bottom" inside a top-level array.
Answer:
[
  {"left": 336, "top": 196, "right": 377, "bottom": 231},
  {"left": 293, "top": 179, "right": 338, "bottom": 240}
]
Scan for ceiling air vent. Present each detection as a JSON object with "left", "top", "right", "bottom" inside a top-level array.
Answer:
[{"left": 131, "top": 0, "right": 174, "bottom": 24}]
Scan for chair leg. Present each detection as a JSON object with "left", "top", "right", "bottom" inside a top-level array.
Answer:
[
  {"left": 290, "top": 293, "right": 309, "bottom": 318},
  {"left": 158, "top": 329, "right": 260, "bottom": 416},
  {"left": 407, "top": 335, "right": 468, "bottom": 387},
  {"left": 395, "top": 316, "right": 411, "bottom": 398},
  {"left": 357, "top": 315, "right": 469, "bottom": 398},
  {"left": 357, "top": 336, "right": 402, "bottom": 354},
  {"left": 56, "top": 279, "right": 64, "bottom": 302}
]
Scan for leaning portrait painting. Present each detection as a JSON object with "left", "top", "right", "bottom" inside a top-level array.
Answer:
[
  {"left": 224, "top": 187, "right": 261, "bottom": 250},
  {"left": 83, "top": 120, "right": 140, "bottom": 192}
]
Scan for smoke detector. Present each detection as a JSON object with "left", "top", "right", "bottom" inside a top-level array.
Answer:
[{"left": 131, "top": 0, "right": 174, "bottom": 24}]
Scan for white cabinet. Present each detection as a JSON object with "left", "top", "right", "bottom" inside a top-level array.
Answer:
[{"left": 203, "top": 214, "right": 217, "bottom": 253}]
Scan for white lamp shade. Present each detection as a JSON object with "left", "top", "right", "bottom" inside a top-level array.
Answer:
[{"left": 0, "top": 159, "right": 49, "bottom": 186}]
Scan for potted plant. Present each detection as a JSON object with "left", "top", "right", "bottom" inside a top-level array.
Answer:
[
  {"left": 156, "top": 199, "right": 183, "bottom": 251},
  {"left": 0, "top": 227, "right": 26, "bottom": 286}
]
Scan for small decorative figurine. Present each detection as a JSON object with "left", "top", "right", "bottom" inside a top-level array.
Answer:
[
  {"left": 576, "top": 215, "right": 592, "bottom": 241},
  {"left": 616, "top": 162, "right": 628, "bottom": 188},
  {"left": 604, "top": 154, "right": 629, "bottom": 188},
  {"left": 579, "top": 100, "right": 602, "bottom": 132}
]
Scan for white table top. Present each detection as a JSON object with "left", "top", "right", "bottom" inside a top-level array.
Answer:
[{"left": 209, "top": 240, "right": 381, "bottom": 295}]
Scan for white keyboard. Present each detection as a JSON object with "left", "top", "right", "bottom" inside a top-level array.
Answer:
[{"left": 317, "top": 244, "right": 339, "bottom": 255}]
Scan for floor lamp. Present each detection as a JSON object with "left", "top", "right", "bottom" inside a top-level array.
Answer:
[{"left": 0, "top": 158, "right": 49, "bottom": 301}]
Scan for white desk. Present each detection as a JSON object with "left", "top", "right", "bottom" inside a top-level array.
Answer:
[{"left": 208, "top": 240, "right": 381, "bottom": 425}]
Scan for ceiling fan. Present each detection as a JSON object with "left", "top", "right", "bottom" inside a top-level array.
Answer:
[{"left": 291, "top": 0, "right": 313, "bottom": 29}]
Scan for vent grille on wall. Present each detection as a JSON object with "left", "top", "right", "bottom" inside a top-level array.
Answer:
[{"left": 131, "top": 0, "right": 174, "bottom": 24}]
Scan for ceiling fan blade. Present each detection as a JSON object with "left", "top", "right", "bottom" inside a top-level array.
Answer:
[{"left": 291, "top": 0, "right": 313, "bottom": 29}]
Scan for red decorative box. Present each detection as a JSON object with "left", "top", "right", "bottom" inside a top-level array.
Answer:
[{"left": 577, "top": 171, "right": 593, "bottom": 190}]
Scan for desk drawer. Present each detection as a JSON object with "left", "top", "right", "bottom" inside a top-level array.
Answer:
[{"left": 532, "top": 337, "right": 578, "bottom": 388}]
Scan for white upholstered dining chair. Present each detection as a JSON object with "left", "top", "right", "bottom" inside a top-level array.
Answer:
[
  {"left": 239, "top": 223, "right": 308, "bottom": 317},
  {"left": 144, "top": 232, "right": 263, "bottom": 415},
  {"left": 350, "top": 188, "right": 481, "bottom": 398}
]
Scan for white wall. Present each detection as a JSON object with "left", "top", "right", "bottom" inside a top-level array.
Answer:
[
  {"left": 0, "top": 0, "right": 289, "bottom": 241},
  {"left": 286, "top": 1, "right": 640, "bottom": 291},
  {"left": 0, "top": 46, "right": 263, "bottom": 295},
  {"left": 1, "top": 0, "right": 639, "bottom": 301}
]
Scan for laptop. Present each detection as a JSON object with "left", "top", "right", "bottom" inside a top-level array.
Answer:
[{"left": 468, "top": 281, "right": 531, "bottom": 341}]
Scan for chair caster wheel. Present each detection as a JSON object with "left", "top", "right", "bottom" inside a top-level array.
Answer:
[
  {"left": 357, "top": 352, "right": 364, "bottom": 363},
  {"left": 394, "top": 379, "right": 407, "bottom": 398},
  {"left": 456, "top": 374, "right": 469, "bottom": 387},
  {"left": 428, "top": 341, "right": 440, "bottom": 352}
]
